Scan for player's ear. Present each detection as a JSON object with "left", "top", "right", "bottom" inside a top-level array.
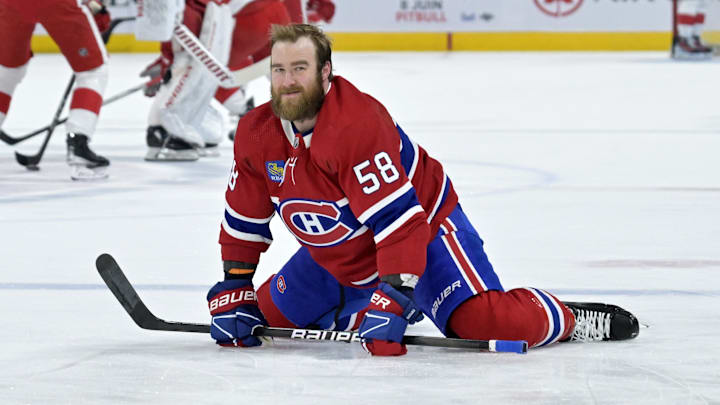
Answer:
[{"left": 321, "top": 61, "right": 331, "bottom": 81}]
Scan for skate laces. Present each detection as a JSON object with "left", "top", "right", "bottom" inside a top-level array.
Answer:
[{"left": 570, "top": 309, "right": 611, "bottom": 342}]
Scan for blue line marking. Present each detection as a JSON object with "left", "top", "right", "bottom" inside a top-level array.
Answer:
[{"left": 0, "top": 283, "right": 718, "bottom": 296}]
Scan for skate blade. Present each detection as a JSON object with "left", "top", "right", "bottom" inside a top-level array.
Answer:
[
  {"left": 672, "top": 48, "right": 713, "bottom": 60},
  {"left": 197, "top": 147, "right": 220, "bottom": 158},
  {"left": 70, "top": 165, "right": 109, "bottom": 181},
  {"left": 145, "top": 147, "right": 199, "bottom": 162}
]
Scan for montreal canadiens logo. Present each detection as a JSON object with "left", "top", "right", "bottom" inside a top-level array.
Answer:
[
  {"left": 279, "top": 199, "right": 354, "bottom": 247},
  {"left": 276, "top": 275, "right": 286, "bottom": 294}
]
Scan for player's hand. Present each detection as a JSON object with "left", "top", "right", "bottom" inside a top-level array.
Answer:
[
  {"left": 84, "top": 0, "right": 111, "bottom": 33},
  {"left": 207, "top": 279, "right": 267, "bottom": 347},
  {"left": 307, "top": 0, "right": 335, "bottom": 23},
  {"left": 139, "top": 55, "right": 171, "bottom": 97},
  {"left": 358, "top": 282, "right": 424, "bottom": 356}
]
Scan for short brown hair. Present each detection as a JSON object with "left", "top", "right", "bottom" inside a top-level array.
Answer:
[{"left": 270, "top": 24, "right": 333, "bottom": 80}]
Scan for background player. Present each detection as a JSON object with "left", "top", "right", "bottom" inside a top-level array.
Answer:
[
  {"left": 140, "top": 0, "right": 335, "bottom": 161},
  {"left": 206, "top": 24, "right": 640, "bottom": 355},
  {"left": 0, "top": 0, "right": 111, "bottom": 179},
  {"left": 673, "top": 0, "right": 713, "bottom": 58}
]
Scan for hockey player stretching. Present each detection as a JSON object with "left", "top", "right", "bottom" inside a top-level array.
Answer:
[
  {"left": 207, "top": 24, "right": 640, "bottom": 355},
  {"left": 0, "top": 0, "right": 111, "bottom": 179}
]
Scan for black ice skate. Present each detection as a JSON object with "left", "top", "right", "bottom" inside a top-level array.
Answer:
[
  {"left": 66, "top": 133, "right": 109, "bottom": 180},
  {"left": 672, "top": 37, "right": 712, "bottom": 60},
  {"left": 691, "top": 35, "right": 714, "bottom": 54},
  {"left": 228, "top": 96, "right": 255, "bottom": 141},
  {"left": 145, "top": 125, "right": 199, "bottom": 161},
  {"left": 563, "top": 302, "right": 640, "bottom": 342}
]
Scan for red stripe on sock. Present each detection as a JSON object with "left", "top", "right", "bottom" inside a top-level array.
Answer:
[
  {"left": 214, "top": 87, "right": 241, "bottom": 104},
  {"left": 696, "top": 14, "right": 706, "bottom": 24},
  {"left": 677, "top": 14, "right": 696, "bottom": 25},
  {"left": 0, "top": 92, "right": 11, "bottom": 114},
  {"left": 70, "top": 88, "right": 103, "bottom": 114}
]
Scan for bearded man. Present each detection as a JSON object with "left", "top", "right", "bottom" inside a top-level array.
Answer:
[{"left": 205, "top": 24, "right": 640, "bottom": 356}]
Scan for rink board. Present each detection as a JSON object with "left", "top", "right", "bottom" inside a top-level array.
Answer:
[{"left": 30, "top": 31, "right": 674, "bottom": 53}]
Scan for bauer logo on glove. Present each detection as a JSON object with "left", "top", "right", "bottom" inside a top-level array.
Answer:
[{"left": 208, "top": 288, "right": 257, "bottom": 313}]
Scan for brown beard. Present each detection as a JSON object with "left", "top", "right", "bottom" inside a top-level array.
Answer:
[{"left": 271, "top": 72, "right": 325, "bottom": 122}]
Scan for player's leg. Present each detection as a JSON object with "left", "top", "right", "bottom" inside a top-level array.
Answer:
[
  {"left": 255, "top": 246, "right": 371, "bottom": 331},
  {"left": 0, "top": 2, "right": 35, "bottom": 130},
  {"left": 283, "top": 0, "right": 305, "bottom": 23},
  {"left": 146, "top": 2, "right": 233, "bottom": 161},
  {"left": 675, "top": 0, "right": 711, "bottom": 58},
  {"left": 415, "top": 205, "right": 576, "bottom": 348},
  {"left": 691, "top": 0, "right": 712, "bottom": 52},
  {"left": 144, "top": 4, "right": 203, "bottom": 161},
  {"left": 38, "top": 0, "right": 109, "bottom": 178}
]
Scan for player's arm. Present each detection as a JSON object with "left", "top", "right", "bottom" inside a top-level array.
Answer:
[
  {"left": 307, "top": 0, "right": 336, "bottom": 23},
  {"left": 208, "top": 147, "right": 274, "bottom": 347},
  {"left": 335, "top": 115, "right": 430, "bottom": 282},
  {"left": 333, "top": 113, "right": 430, "bottom": 356}
]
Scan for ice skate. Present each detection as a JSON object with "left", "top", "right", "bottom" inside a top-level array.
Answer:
[
  {"left": 66, "top": 133, "right": 109, "bottom": 181},
  {"left": 563, "top": 302, "right": 640, "bottom": 342},
  {"left": 145, "top": 125, "right": 199, "bottom": 161},
  {"left": 228, "top": 97, "right": 255, "bottom": 141},
  {"left": 672, "top": 37, "right": 712, "bottom": 60},
  {"left": 692, "top": 35, "right": 714, "bottom": 55}
]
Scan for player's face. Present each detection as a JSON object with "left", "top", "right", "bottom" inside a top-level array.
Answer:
[{"left": 270, "top": 37, "right": 326, "bottom": 122}]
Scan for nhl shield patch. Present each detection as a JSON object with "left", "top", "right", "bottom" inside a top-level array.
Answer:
[{"left": 265, "top": 160, "right": 285, "bottom": 182}]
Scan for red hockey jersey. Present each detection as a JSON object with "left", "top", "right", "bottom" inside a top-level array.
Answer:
[{"left": 220, "top": 76, "right": 457, "bottom": 286}]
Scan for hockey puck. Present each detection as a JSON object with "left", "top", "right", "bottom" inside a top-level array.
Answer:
[{"left": 25, "top": 165, "right": 40, "bottom": 171}]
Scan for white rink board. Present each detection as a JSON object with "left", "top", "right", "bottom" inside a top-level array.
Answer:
[
  {"left": 34, "top": 0, "right": 675, "bottom": 35},
  {"left": 322, "top": 0, "right": 672, "bottom": 32}
]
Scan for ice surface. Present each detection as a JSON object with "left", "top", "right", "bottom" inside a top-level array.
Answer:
[{"left": 1, "top": 52, "right": 719, "bottom": 404}]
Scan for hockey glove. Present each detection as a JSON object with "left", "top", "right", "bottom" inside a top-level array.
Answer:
[
  {"left": 358, "top": 282, "right": 424, "bottom": 356},
  {"left": 307, "top": 0, "right": 336, "bottom": 23},
  {"left": 139, "top": 55, "right": 172, "bottom": 97},
  {"left": 84, "top": 0, "right": 110, "bottom": 33},
  {"left": 207, "top": 279, "right": 267, "bottom": 347}
]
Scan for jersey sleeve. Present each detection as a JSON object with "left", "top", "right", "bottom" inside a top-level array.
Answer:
[
  {"left": 219, "top": 150, "right": 275, "bottom": 264},
  {"left": 332, "top": 109, "right": 430, "bottom": 279}
]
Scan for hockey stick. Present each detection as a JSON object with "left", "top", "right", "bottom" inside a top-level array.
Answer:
[
  {"left": 13, "top": 17, "right": 134, "bottom": 170},
  {"left": 1, "top": 82, "right": 147, "bottom": 146},
  {"left": 95, "top": 253, "right": 528, "bottom": 354},
  {"left": 14, "top": 75, "right": 75, "bottom": 170},
  {"left": 173, "top": 24, "right": 270, "bottom": 88},
  {"left": 173, "top": 24, "right": 237, "bottom": 88}
]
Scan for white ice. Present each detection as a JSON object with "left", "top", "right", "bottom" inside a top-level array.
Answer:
[{"left": 1, "top": 51, "right": 719, "bottom": 404}]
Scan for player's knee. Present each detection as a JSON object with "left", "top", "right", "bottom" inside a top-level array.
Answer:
[
  {"left": 0, "top": 63, "right": 29, "bottom": 96},
  {"left": 74, "top": 64, "right": 108, "bottom": 95},
  {"left": 256, "top": 274, "right": 297, "bottom": 328}
]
